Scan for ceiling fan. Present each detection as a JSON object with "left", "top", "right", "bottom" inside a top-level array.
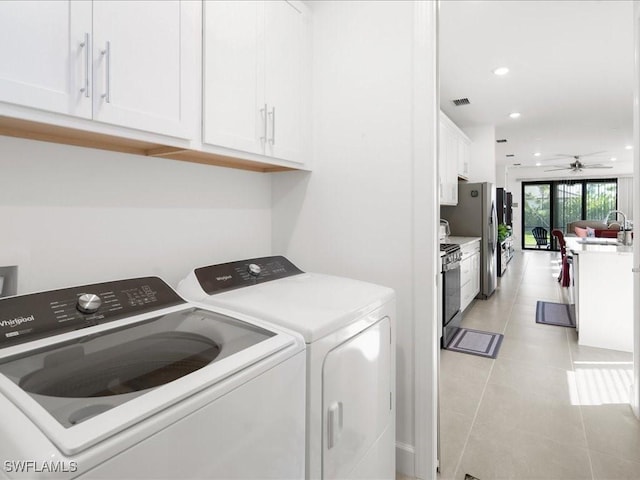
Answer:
[{"left": 543, "top": 152, "right": 613, "bottom": 172}]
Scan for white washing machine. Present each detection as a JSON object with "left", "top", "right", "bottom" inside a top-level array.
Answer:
[
  {"left": 0, "top": 276, "right": 305, "bottom": 479},
  {"left": 178, "top": 256, "right": 396, "bottom": 479}
]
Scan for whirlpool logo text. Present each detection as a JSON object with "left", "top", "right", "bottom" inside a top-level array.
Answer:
[{"left": 0, "top": 315, "right": 35, "bottom": 328}]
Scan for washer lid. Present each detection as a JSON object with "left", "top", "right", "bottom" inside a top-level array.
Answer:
[
  {"left": 0, "top": 306, "right": 296, "bottom": 455},
  {"left": 201, "top": 273, "right": 395, "bottom": 343}
]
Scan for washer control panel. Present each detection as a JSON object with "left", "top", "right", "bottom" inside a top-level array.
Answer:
[
  {"left": 195, "top": 256, "right": 303, "bottom": 295},
  {"left": 0, "top": 277, "right": 184, "bottom": 347}
]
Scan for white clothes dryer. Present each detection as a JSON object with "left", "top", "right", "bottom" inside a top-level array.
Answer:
[
  {"left": 178, "top": 256, "right": 396, "bottom": 479},
  {"left": 0, "top": 276, "right": 305, "bottom": 479}
]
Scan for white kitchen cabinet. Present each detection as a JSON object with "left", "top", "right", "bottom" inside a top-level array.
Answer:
[
  {"left": 439, "top": 115, "right": 458, "bottom": 205},
  {"left": 0, "top": 1, "right": 91, "bottom": 118},
  {"left": 460, "top": 239, "right": 480, "bottom": 312},
  {"left": 0, "top": 0, "right": 197, "bottom": 139},
  {"left": 439, "top": 111, "right": 471, "bottom": 205},
  {"left": 203, "top": 0, "right": 311, "bottom": 164},
  {"left": 457, "top": 134, "right": 471, "bottom": 180}
]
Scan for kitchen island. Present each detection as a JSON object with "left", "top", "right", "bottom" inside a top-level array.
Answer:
[{"left": 566, "top": 237, "right": 633, "bottom": 352}]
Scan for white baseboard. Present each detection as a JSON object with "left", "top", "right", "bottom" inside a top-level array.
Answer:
[{"left": 396, "top": 441, "right": 415, "bottom": 477}]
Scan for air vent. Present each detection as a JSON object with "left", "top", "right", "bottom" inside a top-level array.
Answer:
[
  {"left": 451, "top": 98, "right": 470, "bottom": 106},
  {"left": 506, "top": 154, "right": 515, "bottom": 158},
  {"left": 513, "top": 163, "right": 521, "bottom": 166},
  {"left": 496, "top": 139, "right": 508, "bottom": 143}
]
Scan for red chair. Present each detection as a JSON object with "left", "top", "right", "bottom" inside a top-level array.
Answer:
[{"left": 551, "top": 229, "right": 570, "bottom": 287}]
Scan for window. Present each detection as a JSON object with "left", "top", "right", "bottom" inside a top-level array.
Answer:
[{"left": 521, "top": 178, "right": 617, "bottom": 249}]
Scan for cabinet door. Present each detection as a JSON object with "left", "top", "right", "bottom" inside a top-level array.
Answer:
[
  {"left": 439, "top": 119, "right": 458, "bottom": 205},
  {"left": 0, "top": 1, "right": 91, "bottom": 118},
  {"left": 460, "top": 256, "right": 471, "bottom": 288},
  {"left": 471, "top": 252, "right": 480, "bottom": 296},
  {"left": 92, "top": 0, "right": 196, "bottom": 139},
  {"left": 458, "top": 136, "right": 470, "bottom": 179},
  {"left": 203, "top": 0, "right": 264, "bottom": 154},
  {"left": 264, "top": 1, "right": 310, "bottom": 164}
]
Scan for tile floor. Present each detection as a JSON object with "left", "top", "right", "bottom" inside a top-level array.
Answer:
[{"left": 437, "top": 250, "right": 639, "bottom": 480}]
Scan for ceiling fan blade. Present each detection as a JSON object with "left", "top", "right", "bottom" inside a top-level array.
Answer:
[
  {"left": 577, "top": 150, "right": 608, "bottom": 158},
  {"left": 544, "top": 167, "right": 571, "bottom": 172},
  {"left": 582, "top": 165, "right": 613, "bottom": 169},
  {"left": 544, "top": 151, "right": 608, "bottom": 162}
]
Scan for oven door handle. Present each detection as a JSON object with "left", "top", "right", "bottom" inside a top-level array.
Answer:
[{"left": 443, "top": 260, "right": 461, "bottom": 272}]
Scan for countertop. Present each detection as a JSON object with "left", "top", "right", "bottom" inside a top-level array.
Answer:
[
  {"left": 566, "top": 237, "right": 633, "bottom": 255},
  {"left": 445, "top": 236, "right": 482, "bottom": 247}
]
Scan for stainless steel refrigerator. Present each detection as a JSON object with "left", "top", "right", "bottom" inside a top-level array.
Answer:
[{"left": 441, "top": 182, "right": 498, "bottom": 298}]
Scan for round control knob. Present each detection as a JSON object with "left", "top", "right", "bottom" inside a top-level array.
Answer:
[
  {"left": 248, "top": 263, "right": 262, "bottom": 277},
  {"left": 77, "top": 293, "right": 102, "bottom": 314}
]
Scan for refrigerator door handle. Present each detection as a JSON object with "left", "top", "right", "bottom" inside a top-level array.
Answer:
[{"left": 489, "top": 202, "right": 497, "bottom": 253}]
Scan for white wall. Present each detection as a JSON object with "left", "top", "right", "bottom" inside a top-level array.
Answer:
[
  {"left": 0, "top": 136, "right": 272, "bottom": 294},
  {"left": 464, "top": 125, "right": 496, "bottom": 184},
  {"left": 272, "top": 1, "right": 438, "bottom": 476}
]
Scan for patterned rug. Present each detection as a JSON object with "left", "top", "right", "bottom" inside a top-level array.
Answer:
[
  {"left": 445, "top": 328, "right": 503, "bottom": 359},
  {"left": 535, "top": 301, "right": 575, "bottom": 327}
]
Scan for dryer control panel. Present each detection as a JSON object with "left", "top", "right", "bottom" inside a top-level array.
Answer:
[
  {"left": 0, "top": 277, "right": 185, "bottom": 348},
  {"left": 195, "top": 256, "right": 304, "bottom": 295}
]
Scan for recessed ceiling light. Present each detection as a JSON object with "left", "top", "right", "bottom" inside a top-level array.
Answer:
[
  {"left": 534, "top": 152, "right": 541, "bottom": 157},
  {"left": 493, "top": 67, "right": 509, "bottom": 76},
  {"left": 509, "top": 112, "right": 521, "bottom": 119},
  {"left": 535, "top": 162, "right": 541, "bottom": 167},
  {"left": 625, "top": 145, "right": 633, "bottom": 150},
  {"left": 610, "top": 157, "right": 617, "bottom": 162}
]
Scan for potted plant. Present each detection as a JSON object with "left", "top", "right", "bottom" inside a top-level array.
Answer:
[{"left": 498, "top": 223, "right": 510, "bottom": 243}]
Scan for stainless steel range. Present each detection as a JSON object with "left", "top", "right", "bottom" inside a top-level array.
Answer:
[{"left": 440, "top": 243, "right": 462, "bottom": 347}]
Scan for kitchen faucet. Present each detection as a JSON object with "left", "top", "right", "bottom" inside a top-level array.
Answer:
[
  {"left": 603, "top": 210, "right": 633, "bottom": 245},
  {"left": 603, "top": 210, "right": 627, "bottom": 230}
]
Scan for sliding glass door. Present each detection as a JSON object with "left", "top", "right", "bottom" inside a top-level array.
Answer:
[
  {"left": 554, "top": 182, "right": 582, "bottom": 234},
  {"left": 523, "top": 182, "right": 551, "bottom": 249},
  {"left": 522, "top": 178, "right": 617, "bottom": 249}
]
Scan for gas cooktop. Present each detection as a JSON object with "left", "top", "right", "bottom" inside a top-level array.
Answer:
[{"left": 439, "top": 243, "right": 461, "bottom": 254}]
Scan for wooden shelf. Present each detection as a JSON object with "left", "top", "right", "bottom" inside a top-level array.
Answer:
[{"left": 0, "top": 116, "right": 295, "bottom": 173}]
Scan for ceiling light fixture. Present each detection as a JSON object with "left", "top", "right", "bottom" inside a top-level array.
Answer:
[
  {"left": 625, "top": 145, "right": 633, "bottom": 150},
  {"left": 493, "top": 67, "right": 509, "bottom": 76},
  {"left": 509, "top": 112, "right": 521, "bottom": 119},
  {"left": 534, "top": 152, "right": 541, "bottom": 157},
  {"left": 535, "top": 162, "right": 541, "bottom": 167},
  {"left": 610, "top": 157, "right": 617, "bottom": 162}
]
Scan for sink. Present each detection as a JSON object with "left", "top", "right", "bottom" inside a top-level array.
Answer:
[{"left": 575, "top": 238, "right": 619, "bottom": 246}]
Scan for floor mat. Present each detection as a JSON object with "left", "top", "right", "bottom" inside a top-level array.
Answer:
[
  {"left": 535, "top": 300, "right": 575, "bottom": 327},
  {"left": 445, "top": 327, "right": 503, "bottom": 359}
]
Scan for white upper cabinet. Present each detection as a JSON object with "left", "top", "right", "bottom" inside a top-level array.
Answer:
[
  {"left": 0, "top": 1, "right": 92, "bottom": 118},
  {"left": 457, "top": 135, "right": 471, "bottom": 180},
  {"left": 203, "top": 0, "right": 311, "bottom": 164},
  {"left": 91, "top": 1, "right": 197, "bottom": 139},
  {"left": 0, "top": 0, "right": 197, "bottom": 139},
  {"left": 203, "top": 1, "right": 263, "bottom": 155},
  {"left": 439, "top": 111, "right": 472, "bottom": 205},
  {"left": 439, "top": 114, "right": 458, "bottom": 205},
  {"left": 263, "top": 1, "right": 310, "bottom": 162}
]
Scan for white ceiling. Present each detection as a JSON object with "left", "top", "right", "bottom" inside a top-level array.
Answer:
[{"left": 439, "top": 0, "right": 635, "bottom": 175}]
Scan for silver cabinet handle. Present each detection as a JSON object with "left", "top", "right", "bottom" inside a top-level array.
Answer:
[
  {"left": 259, "top": 103, "right": 267, "bottom": 143},
  {"left": 79, "top": 33, "right": 90, "bottom": 97},
  {"left": 100, "top": 41, "right": 111, "bottom": 103},
  {"left": 268, "top": 106, "right": 276, "bottom": 145}
]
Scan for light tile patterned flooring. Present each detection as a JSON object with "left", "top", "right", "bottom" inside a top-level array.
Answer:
[{"left": 437, "top": 250, "right": 639, "bottom": 480}]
